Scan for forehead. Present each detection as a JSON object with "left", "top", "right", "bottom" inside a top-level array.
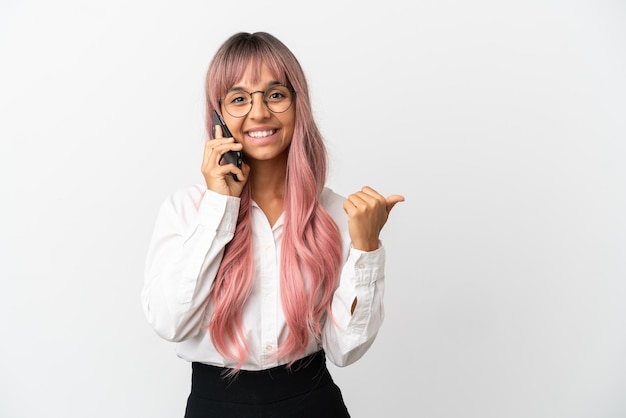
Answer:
[{"left": 231, "top": 59, "right": 284, "bottom": 88}]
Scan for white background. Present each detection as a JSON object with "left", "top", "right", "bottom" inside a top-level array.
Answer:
[{"left": 1, "top": 1, "right": 625, "bottom": 417}]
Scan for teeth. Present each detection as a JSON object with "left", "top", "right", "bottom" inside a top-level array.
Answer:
[{"left": 248, "top": 129, "right": 275, "bottom": 138}]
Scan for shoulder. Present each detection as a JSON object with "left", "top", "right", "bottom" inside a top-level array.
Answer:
[
  {"left": 160, "top": 184, "right": 207, "bottom": 213},
  {"left": 320, "top": 187, "right": 345, "bottom": 206},
  {"left": 320, "top": 187, "right": 347, "bottom": 221}
]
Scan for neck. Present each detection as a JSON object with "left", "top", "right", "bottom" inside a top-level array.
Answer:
[
  {"left": 248, "top": 154, "right": 288, "bottom": 200},
  {"left": 248, "top": 155, "right": 288, "bottom": 226}
]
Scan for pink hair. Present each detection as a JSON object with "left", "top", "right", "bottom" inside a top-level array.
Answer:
[{"left": 204, "top": 32, "right": 343, "bottom": 370}]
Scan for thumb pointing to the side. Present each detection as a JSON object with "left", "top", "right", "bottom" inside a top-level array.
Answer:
[{"left": 385, "top": 194, "right": 405, "bottom": 214}]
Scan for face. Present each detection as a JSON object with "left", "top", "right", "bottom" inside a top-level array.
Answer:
[{"left": 220, "top": 63, "right": 295, "bottom": 164}]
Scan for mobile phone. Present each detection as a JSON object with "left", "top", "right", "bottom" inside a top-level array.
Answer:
[{"left": 212, "top": 110, "right": 243, "bottom": 181}]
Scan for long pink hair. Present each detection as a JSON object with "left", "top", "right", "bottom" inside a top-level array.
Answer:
[{"left": 204, "top": 32, "right": 343, "bottom": 369}]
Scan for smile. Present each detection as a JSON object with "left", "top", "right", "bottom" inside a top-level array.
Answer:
[{"left": 247, "top": 129, "right": 276, "bottom": 138}]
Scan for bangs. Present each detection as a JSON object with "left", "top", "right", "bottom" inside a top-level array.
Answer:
[{"left": 216, "top": 45, "right": 290, "bottom": 96}]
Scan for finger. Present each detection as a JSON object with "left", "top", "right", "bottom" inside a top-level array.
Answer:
[
  {"left": 214, "top": 124, "right": 223, "bottom": 138},
  {"left": 361, "top": 186, "right": 385, "bottom": 201},
  {"left": 202, "top": 138, "right": 221, "bottom": 167},
  {"left": 359, "top": 186, "right": 387, "bottom": 205},
  {"left": 213, "top": 139, "right": 239, "bottom": 159},
  {"left": 239, "top": 162, "right": 251, "bottom": 179},
  {"left": 202, "top": 138, "right": 237, "bottom": 170},
  {"left": 202, "top": 138, "right": 216, "bottom": 167},
  {"left": 343, "top": 195, "right": 361, "bottom": 215},
  {"left": 343, "top": 196, "right": 356, "bottom": 214},
  {"left": 385, "top": 194, "right": 405, "bottom": 213},
  {"left": 345, "top": 192, "right": 369, "bottom": 211},
  {"left": 227, "top": 162, "right": 249, "bottom": 183},
  {"left": 204, "top": 137, "right": 233, "bottom": 153},
  {"left": 360, "top": 185, "right": 381, "bottom": 198}
]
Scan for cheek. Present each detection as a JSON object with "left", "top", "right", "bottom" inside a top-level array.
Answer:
[
  {"left": 282, "top": 125, "right": 294, "bottom": 145},
  {"left": 227, "top": 119, "right": 245, "bottom": 139},
  {"left": 282, "top": 113, "right": 296, "bottom": 140}
]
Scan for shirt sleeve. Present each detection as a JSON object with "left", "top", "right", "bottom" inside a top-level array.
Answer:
[
  {"left": 141, "top": 186, "right": 240, "bottom": 342},
  {"left": 322, "top": 243, "right": 386, "bottom": 367}
]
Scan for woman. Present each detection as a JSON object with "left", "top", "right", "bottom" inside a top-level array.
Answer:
[{"left": 142, "top": 31, "right": 404, "bottom": 417}]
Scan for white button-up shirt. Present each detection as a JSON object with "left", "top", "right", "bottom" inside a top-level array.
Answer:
[{"left": 142, "top": 185, "right": 386, "bottom": 370}]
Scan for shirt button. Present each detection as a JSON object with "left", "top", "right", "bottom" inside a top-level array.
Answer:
[
  {"left": 266, "top": 345, "right": 273, "bottom": 351},
  {"left": 357, "top": 263, "right": 365, "bottom": 269}
]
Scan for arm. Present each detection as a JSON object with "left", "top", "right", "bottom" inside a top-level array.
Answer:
[
  {"left": 141, "top": 186, "right": 240, "bottom": 342},
  {"left": 322, "top": 244, "right": 386, "bottom": 367},
  {"left": 321, "top": 186, "right": 403, "bottom": 366}
]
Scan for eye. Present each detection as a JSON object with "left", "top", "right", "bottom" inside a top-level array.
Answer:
[
  {"left": 266, "top": 86, "right": 290, "bottom": 102},
  {"left": 225, "top": 91, "right": 250, "bottom": 106}
]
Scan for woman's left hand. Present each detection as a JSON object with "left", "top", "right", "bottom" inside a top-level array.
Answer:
[{"left": 343, "top": 186, "right": 405, "bottom": 252}]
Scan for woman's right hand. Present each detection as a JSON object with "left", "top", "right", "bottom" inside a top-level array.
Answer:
[{"left": 201, "top": 126, "right": 249, "bottom": 196}]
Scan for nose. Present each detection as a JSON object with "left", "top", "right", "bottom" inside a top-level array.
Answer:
[{"left": 248, "top": 91, "right": 271, "bottom": 120}]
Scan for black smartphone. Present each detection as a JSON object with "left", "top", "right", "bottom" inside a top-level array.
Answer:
[{"left": 212, "top": 110, "right": 243, "bottom": 181}]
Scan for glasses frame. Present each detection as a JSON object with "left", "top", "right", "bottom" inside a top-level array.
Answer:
[{"left": 219, "top": 85, "right": 295, "bottom": 118}]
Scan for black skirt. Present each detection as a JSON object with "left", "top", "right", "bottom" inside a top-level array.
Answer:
[{"left": 184, "top": 350, "right": 351, "bottom": 418}]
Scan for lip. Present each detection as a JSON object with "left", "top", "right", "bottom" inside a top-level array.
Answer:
[{"left": 245, "top": 127, "right": 278, "bottom": 144}]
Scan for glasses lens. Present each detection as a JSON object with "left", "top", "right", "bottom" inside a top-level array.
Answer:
[
  {"left": 264, "top": 85, "right": 293, "bottom": 113},
  {"left": 222, "top": 85, "right": 294, "bottom": 118},
  {"left": 223, "top": 91, "right": 252, "bottom": 118}
]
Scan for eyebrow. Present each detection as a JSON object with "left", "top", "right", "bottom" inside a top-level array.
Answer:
[{"left": 227, "top": 80, "right": 283, "bottom": 93}]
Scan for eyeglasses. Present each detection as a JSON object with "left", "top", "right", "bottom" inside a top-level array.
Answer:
[{"left": 219, "top": 84, "right": 294, "bottom": 118}]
